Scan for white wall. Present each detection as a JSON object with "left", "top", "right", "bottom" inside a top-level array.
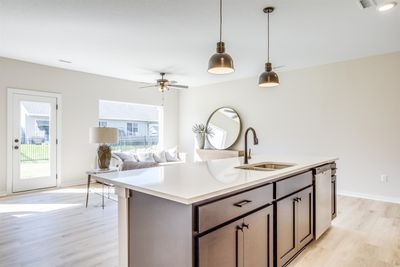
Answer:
[
  {"left": 179, "top": 52, "right": 400, "bottom": 202},
  {"left": 0, "top": 57, "right": 179, "bottom": 194}
]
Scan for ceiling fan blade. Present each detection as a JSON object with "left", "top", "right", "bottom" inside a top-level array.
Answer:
[
  {"left": 168, "top": 80, "right": 178, "bottom": 84},
  {"left": 139, "top": 84, "right": 158, "bottom": 89},
  {"left": 169, "top": 84, "right": 189, "bottom": 89},
  {"left": 273, "top": 65, "right": 286, "bottom": 70}
]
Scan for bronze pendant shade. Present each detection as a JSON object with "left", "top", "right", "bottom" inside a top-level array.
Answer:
[
  {"left": 208, "top": 0, "right": 234, "bottom": 74},
  {"left": 208, "top": 42, "right": 234, "bottom": 74},
  {"left": 259, "top": 62, "right": 279, "bottom": 87},
  {"left": 259, "top": 7, "right": 279, "bottom": 87}
]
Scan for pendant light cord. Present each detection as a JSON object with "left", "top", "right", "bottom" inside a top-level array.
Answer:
[
  {"left": 219, "top": 0, "right": 223, "bottom": 42},
  {"left": 267, "top": 11, "right": 270, "bottom": 63}
]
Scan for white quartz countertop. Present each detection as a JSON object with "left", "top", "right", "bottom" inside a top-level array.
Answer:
[{"left": 93, "top": 155, "right": 338, "bottom": 205}]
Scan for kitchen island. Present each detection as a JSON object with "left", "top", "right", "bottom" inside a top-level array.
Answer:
[{"left": 94, "top": 155, "right": 338, "bottom": 267}]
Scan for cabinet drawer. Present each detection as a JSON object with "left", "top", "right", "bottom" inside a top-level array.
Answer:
[
  {"left": 276, "top": 171, "right": 313, "bottom": 199},
  {"left": 197, "top": 184, "right": 273, "bottom": 233}
]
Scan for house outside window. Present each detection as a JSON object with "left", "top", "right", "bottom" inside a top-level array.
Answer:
[
  {"left": 127, "top": 122, "right": 138, "bottom": 136},
  {"left": 35, "top": 120, "right": 49, "bottom": 139},
  {"left": 99, "top": 121, "right": 107, "bottom": 127},
  {"left": 99, "top": 100, "right": 163, "bottom": 152}
]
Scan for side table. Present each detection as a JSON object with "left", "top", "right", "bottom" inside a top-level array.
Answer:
[{"left": 86, "top": 168, "right": 118, "bottom": 209}]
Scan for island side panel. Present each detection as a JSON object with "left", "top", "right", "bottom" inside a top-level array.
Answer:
[{"left": 129, "top": 191, "right": 193, "bottom": 267}]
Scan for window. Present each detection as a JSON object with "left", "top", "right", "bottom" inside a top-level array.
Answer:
[
  {"left": 99, "top": 100, "right": 163, "bottom": 152},
  {"left": 99, "top": 121, "right": 107, "bottom": 127},
  {"left": 127, "top": 122, "right": 138, "bottom": 136}
]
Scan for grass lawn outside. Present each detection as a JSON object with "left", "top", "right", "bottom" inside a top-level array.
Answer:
[
  {"left": 20, "top": 144, "right": 159, "bottom": 161},
  {"left": 20, "top": 144, "right": 49, "bottom": 161}
]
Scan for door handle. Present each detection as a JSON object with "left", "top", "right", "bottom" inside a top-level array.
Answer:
[
  {"left": 14, "top": 139, "right": 19, "bottom": 143},
  {"left": 235, "top": 225, "right": 243, "bottom": 267},
  {"left": 14, "top": 145, "right": 19, "bottom": 150},
  {"left": 234, "top": 200, "right": 252, "bottom": 207}
]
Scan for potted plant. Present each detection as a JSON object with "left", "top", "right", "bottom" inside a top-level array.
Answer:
[{"left": 192, "top": 123, "right": 214, "bottom": 149}]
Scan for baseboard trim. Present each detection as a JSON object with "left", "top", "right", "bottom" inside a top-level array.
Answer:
[
  {"left": 0, "top": 180, "right": 87, "bottom": 198},
  {"left": 338, "top": 190, "right": 400, "bottom": 204},
  {"left": 60, "top": 178, "right": 87, "bottom": 188}
]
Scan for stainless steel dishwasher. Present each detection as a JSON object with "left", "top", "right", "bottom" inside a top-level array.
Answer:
[{"left": 314, "top": 164, "right": 332, "bottom": 239}]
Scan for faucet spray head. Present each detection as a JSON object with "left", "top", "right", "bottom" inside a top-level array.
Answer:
[{"left": 254, "top": 136, "right": 259, "bottom": 145}]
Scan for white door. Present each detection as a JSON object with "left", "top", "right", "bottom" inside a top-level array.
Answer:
[{"left": 11, "top": 93, "right": 58, "bottom": 192}]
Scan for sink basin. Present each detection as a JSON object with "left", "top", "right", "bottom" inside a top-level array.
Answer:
[{"left": 236, "top": 162, "right": 296, "bottom": 171}]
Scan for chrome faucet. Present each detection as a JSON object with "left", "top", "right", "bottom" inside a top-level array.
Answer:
[{"left": 244, "top": 127, "right": 258, "bottom": 164}]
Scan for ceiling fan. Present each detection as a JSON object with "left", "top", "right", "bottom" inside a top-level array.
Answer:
[{"left": 140, "top": 72, "right": 189, "bottom": 93}]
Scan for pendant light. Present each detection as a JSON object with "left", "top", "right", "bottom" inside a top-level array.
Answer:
[
  {"left": 259, "top": 7, "right": 279, "bottom": 87},
  {"left": 208, "top": 0, "right": 234, "bottom": 74}
]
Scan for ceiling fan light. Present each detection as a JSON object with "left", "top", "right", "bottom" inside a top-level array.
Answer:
[
  {"left": 378, "top": 2, "right": 397, "bottom": 11},
  {"left": 159, "top": 86, "right": 167, "bottom": 92},
  {"left": 258, "top": 63, "right": 279, "bottom": 87},
  {"left": 208, "top": 42, "right": 235, "bottom": 74}
]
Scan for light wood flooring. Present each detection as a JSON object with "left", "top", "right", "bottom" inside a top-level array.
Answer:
[
  {"left": 0, "top": 185, "right": 118, "bottom": 267},
  {"left": 0, "top": 186, "right": 399, "bottom": 267},
  {"left": 290, "top": 196, "right": 400, "bottom": 267}
]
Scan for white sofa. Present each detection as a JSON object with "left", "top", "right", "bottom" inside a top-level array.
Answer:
[{"left": 111, "top": 149, "right": 186, "bottom": 171}]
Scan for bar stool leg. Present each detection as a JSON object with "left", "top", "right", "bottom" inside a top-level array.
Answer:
[
  {"left": 102, "top": 183, "right": 105, "bottom": 209},
  {"left": 86, "top": 175, "right": 91, "bottom": 208}
]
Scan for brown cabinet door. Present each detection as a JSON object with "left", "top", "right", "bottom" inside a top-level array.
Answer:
[
  {"left": 297, "top": 187, "right": 314, "bottom": 251},
  {"left": 243, "top": 205, "right": 274, "bottom": 267},
  {"left": 199, "top": 218, "right": 244, "bottom": 267},
  {"left": 277, "top": 196, "right": 298, "bottom": 267}
]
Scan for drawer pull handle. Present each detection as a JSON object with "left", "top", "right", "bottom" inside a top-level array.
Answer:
[
  {"left": 293, "top": 197, "right": 302, "bottom": 202},
  {"left": 234, "top": 200, "right": 252, "bottom": 207}
]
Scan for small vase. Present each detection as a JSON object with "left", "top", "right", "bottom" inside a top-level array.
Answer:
[{"left": 195, "top": 133, "right": 205, "bottom": 149}]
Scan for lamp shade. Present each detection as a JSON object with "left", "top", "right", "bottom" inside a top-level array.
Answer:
[
  {"left": 89, "top": 127, "right": 118, "bottom": 144},
  {"left": 208, "top": 42, "right": 235, "bottom": 74},
  {"left": 258, "top": 62, "right": 279, "bottom": 87}
]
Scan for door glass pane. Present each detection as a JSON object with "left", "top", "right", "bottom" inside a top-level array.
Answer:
[{"left": 19, "top": 101, "right": 51, "bottom": 179}]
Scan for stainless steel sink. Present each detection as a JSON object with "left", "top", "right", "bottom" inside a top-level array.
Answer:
[{"left": 236, "top": 162, "right": 296, "bottom": 171}]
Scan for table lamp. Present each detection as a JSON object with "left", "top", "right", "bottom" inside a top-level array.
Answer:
[{"left": 89, "top": 127, "right": 118, "bottom": 169}]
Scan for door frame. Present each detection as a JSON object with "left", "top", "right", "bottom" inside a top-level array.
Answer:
[{"left": 6, "top": 88, "right": 62, "bottom": 195}]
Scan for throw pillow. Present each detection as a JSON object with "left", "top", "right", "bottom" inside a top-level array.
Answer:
[
  {"left": 114, "top": 152, "right": 137, "bottom": 162},
  {"left": 165, "top": 147, "right": 180, "bottom": 162},
  {"left": 122, "top": 161, "right": 158, "bottom": 171},
  {"left": 137, "top": 152, "right": 156, "bottom": 163},
  {"left": 153, "top": 150, "right": 167, "bottom": 163}
]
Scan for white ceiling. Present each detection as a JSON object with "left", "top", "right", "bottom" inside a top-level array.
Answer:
[{"left": 0, "top": 0, "right": 399, "bottom": 87}]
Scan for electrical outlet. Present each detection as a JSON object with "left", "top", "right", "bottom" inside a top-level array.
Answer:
[{"left": 380, "top": 174, "right": 389, "bottom": 183}]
